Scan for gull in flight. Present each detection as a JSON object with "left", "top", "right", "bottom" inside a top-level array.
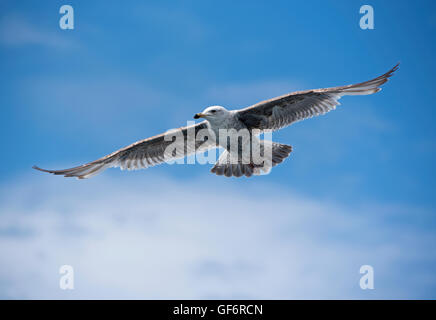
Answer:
[{"left": 34, "top": 64, "right": 398, "bottom": 178}]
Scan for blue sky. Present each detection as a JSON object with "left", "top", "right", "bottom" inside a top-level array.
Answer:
[{"left": 0, "top": 0, "right": 435, "bottom": 299}]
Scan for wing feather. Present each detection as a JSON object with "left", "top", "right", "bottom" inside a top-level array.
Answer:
[
  {"left": 33, "top": 121, "right": 215, "bottom": 179},
  {"left": 237, "top": 64, "right": 399, "bottom": 131}
]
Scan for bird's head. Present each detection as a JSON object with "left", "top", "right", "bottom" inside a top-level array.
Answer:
[{"left": 194, "top": 106, "right": 229, "bottom": 121}]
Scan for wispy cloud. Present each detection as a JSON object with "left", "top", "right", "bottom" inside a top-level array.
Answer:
[
  {"left": 21, "top": 76, "right": 301, "bottom": 142},
  {"left": 0, "top": 174, "right": 434, "bottom": 299},
  {"left": 0, "top": 15, "right": 76, "bottom": 49}
]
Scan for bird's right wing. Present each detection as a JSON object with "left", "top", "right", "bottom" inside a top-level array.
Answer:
[
  {"left": 236, "top": 64, "right": 399, "bottom": 132},
  {"left": 33, "top": 121, "right": 216, "bottom": 179}
]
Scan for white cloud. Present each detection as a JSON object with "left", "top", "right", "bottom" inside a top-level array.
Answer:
[
  {"left": 0, "top": 173, "right": 434, "bottom": 299},
  {"left": 0, "top": 15, "right": 76, "bottom": 49}
]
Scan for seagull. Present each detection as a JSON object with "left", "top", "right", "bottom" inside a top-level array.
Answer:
[{"left": 33, "top": 64, "right": 398, "bottom": 179}]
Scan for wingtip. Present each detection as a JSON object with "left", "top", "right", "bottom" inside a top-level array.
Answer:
[
  {"left": 380, "top": 63, "right": 399, "bottom": 81},
  {"left": 390, "top": 62, "right": 400, "bottom": 74},
  {"left": 33, "top": 165, "right": 55, "bottom": 174}
]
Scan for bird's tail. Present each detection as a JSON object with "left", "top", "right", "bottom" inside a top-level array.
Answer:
[{"left": 211, "top": 142, "right": 292, "bottom": 178}]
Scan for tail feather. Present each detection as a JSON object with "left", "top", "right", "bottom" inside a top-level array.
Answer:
[{"left": 211, "top": 142, "right": 292, "bottom": 178}]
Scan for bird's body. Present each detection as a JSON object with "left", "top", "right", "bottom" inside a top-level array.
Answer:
[{"left": 34, "top": 64, "right": 399, "bottom": 178}]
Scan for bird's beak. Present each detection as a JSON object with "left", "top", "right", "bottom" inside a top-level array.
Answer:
[{"left": 194, "top": 113, "right": 205, "bottom": 119}]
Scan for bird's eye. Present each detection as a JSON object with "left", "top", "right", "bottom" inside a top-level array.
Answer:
[{"left": 211, "top": 110, "right": 216, "bottom": 113}]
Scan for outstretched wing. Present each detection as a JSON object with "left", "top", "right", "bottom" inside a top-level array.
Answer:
[
  {"left": 237, "top": 64, "right": 399, "bottom": 131},
  {"left": 33, "top": 121, "right": 215, "bottom": 179}
]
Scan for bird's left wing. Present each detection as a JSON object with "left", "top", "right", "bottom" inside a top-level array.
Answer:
[
  {"left": 236, "top": 64, "right": 399, "bottom": 132},
  {"left": 33, "top": 121, "right": 215, "bottom": 179}
]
